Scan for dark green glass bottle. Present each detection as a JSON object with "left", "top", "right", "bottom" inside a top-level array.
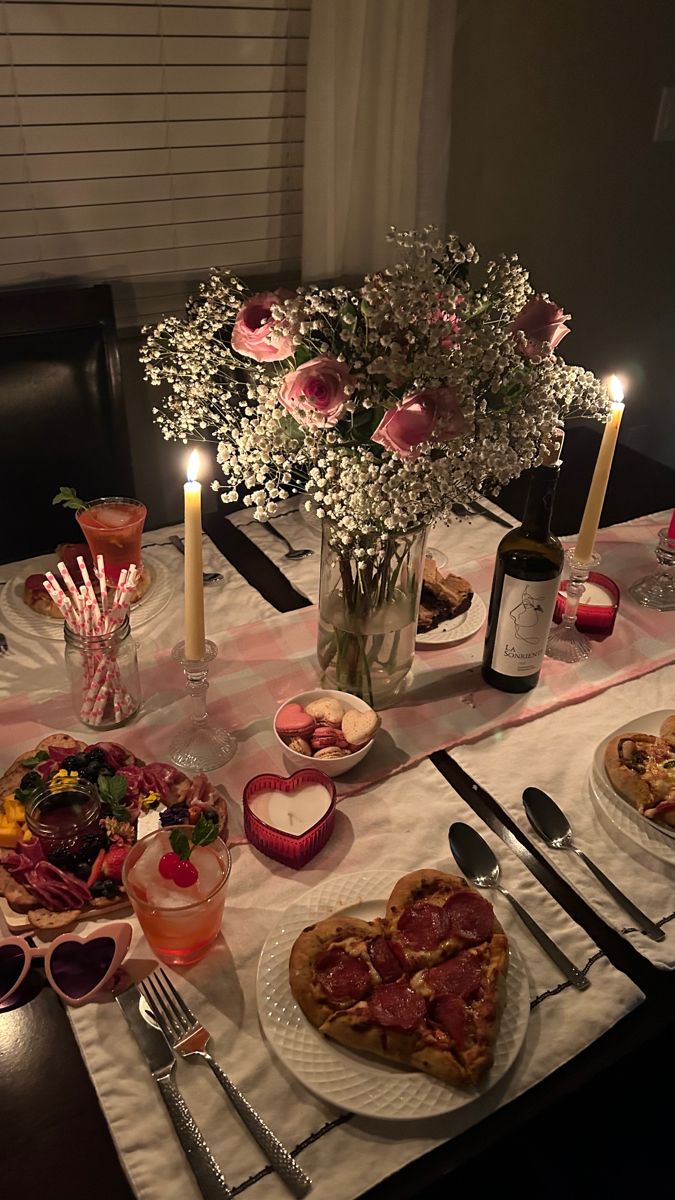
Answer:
[{"left": 482, "top": 445, "right": 564, "bottom": 693}]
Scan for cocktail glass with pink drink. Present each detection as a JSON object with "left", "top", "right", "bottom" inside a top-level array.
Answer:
[
  {"left": 76, "top": 497, "right": 147, "bottom": 585},
  {"left": 122, "top": 826, "right": 231, "bottom": 965}
]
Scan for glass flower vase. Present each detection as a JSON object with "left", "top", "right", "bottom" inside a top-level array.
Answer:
[{"left": 317, "top": 522, "right": 428, "bottom": 709}]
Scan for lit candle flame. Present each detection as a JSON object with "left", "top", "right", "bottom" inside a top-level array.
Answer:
[
  {"left": 607, "top": 374, "right": 624, "bottom": 409},
  {"left": 187, "top": 449, "right": 200, "bottom": 483}
]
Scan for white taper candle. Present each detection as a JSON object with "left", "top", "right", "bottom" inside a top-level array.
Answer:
[
  {"left": 184, "top": 449, "right": 206, "bottom": 659},
  {"left": 575, "top": 376, "right": 625, "bottom": 563}
]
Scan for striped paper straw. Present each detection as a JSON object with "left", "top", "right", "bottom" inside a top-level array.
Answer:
[
  {"left": 96, "top": 553, "right": 108, "bottom": 623},
  {"left": 77, "top": 556, "right": 101, "bottom": 628},
  {"left": 57, "top": 560, "right": 82, "bottom": 610},
  {"left": 44, "top": 572, "right": 78, "bottom": 630}
]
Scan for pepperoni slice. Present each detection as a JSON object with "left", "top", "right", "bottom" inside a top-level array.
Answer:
[
  {"left": 423, "top": 950, "right": 483, "bottom": 1000},
  {"left": 444, "top": 892, "right": 494, "bottom": 945},
  {"left": 314, "top": 948, "right": 371, "bottom": 1002},
  {"left": 397, "top": 902, "right": 450, "bottom": 949},
  {"left": 369, "top": 937, "right": 404, "bottom": 983},
  {"left": 368, "top": 983, "right": 427, "bottom": 1031},
  {"left": 431, "top": 995, "right": 466, "bottom": 1048}
]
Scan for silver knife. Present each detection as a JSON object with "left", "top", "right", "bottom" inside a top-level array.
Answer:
[
  {"left": 116, "top": 985, "right": 232, "bottom": 1200},
  {"left": 469, "top": 499, "right": 515, "bottom": 528}
]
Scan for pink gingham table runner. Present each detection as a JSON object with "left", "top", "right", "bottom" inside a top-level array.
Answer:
[
  {"left": 151, "top": 513, "right": 675, "bottom": 800},
  {"left": 2, "top": 515, "right": 671, "bottom": 812}
]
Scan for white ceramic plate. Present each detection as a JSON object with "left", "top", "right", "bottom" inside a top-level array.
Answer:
[
  {"left": 589, "top": 708, "right": 675, "bottom": 866},
  {"left": 0, "top": 548, "right": 173, "bottom": 642},
  {"left": 416, "top": 593, "right": 486, "bottom": 648},
  {"left": 256, "top": 869, "right": 530, "bottom": 1121}
]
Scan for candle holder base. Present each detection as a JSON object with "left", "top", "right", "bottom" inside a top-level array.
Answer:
[
  {"left": 169, "top": 640, "right": 237, "bottom": 772},
  {"left": 629, "top": 530, "right": 675, "bottom": 611},
  {"left": 546, "top": 624, "right": 593, "bottom": 664},
  {"left": 546, "top": 551, "right": 600, "bottom": 664}
]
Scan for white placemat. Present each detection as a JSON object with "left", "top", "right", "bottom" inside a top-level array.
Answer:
[
  {"left": 0, "top": 524, "right": 276, "bottom": 701},
  {"left": 227, "top": 495, "right": 514, "bottom": 604},
  {"left": 453, "top": 664, "right": 675, "bottom": 969},
  {"left": 67, "top": 761, "right": 642, "bottom": 1200}
]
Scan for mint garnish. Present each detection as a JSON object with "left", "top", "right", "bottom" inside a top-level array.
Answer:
[
  {"left": 98, "top": 773, "right": 131, "bottom": 821},
  {"left": 170, "top": 815, "right": 217, "bottom": 861},
  {"left": 53, "top": 485, "right": 87, "bottom": 512}
]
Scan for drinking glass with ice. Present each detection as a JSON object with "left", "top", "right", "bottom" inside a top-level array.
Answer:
[
  {"left": 122, "top": 826, "right": 231, "bottom": 965},
  {"left": 77, "top": 497, "right": 147, "bottom": 587}
]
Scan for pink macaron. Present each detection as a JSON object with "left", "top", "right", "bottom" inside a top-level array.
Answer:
[
  {"left": 310, "top": 725, "right": 339, "bottom": 751},
  {"left": 276, "top": 703, "right": 316, "bottom": 741}
]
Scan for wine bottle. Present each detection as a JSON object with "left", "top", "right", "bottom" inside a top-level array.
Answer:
[{"left": 482, "top": 439, "right": 564, "bottom": 693}]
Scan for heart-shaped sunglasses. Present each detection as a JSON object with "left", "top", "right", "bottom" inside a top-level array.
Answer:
[{"left": 0, "top": 922, "right": 132, "bottom": 1007}]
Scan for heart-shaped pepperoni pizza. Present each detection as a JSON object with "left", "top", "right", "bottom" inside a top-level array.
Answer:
[{"left": 289, "top": 869, "right": 508, "bottom": 1087}]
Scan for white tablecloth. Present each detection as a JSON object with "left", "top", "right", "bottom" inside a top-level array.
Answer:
[
  {"left": 0, "top": 524, "right": 275, "bottom": 703},
  {"left": 227, "top": 495, "right": 514, "bottom": 604},
  {"left": 68, "top": 761, "right": 642, "bottom": 1200},
  {"left": 0, "top": 503, "right": 659, "bottom": 1200}
]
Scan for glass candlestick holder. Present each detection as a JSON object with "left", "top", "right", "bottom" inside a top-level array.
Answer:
[
  {"left": 629, "top": 529, "right": 675, "bottom": 611},
  {"left": 169, "top": 640, "right": 237, "bottom": 771},
  {"left": 546, "top": 550, "right": 601, "bottom": 663}
]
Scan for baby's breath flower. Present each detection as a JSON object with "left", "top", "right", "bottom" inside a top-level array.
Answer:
[{"left": 141, "top": 235, "right": 608, "bottom": 550}]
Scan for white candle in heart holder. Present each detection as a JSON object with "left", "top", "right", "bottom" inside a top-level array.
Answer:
[
  {"left": 243, "top": 770, "right": 337, "bottom": 868},
  {"left": 249, "top": 783, "right": 333, "bottom": 835}
]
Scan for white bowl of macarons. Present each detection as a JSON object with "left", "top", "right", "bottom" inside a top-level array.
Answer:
[{"left": 273, "top": 689, "right": 381, "bottom": 778}]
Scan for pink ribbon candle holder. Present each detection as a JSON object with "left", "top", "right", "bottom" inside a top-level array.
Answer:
[
  {"left": 243, "top": 770, "right": 336, "bottom": 868},
  {"left": 553, "top": 571, "right": 620, "bottom": 635}
]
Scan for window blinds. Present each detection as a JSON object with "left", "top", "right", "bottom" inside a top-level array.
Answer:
[{"left": 0, "top": 0, "right": 308, "bottom": 326}]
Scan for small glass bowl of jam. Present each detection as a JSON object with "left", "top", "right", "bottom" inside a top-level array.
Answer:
[{"left": 25, "top": 777, "right": 101, "bottom": 855}]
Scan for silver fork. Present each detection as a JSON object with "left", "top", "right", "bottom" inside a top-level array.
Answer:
[
  {"left": 141, "top": 971, "right": 311, "bottom": 1198},
  {"left": 0, "top": 633, "right": 8, "bottom": 655}
]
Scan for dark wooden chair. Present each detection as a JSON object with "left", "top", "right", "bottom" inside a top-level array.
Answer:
[{"left": 0, "top": 283, "right": 133, "bottom": 563}]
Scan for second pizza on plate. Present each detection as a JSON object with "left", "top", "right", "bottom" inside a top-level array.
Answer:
[{"left": 604, "top": 713, "right": 675, "bottom": 829}]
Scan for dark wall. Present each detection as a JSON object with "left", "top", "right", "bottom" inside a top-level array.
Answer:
[{"left": 448, "top": 0, "right": 675, "bottom": 467}]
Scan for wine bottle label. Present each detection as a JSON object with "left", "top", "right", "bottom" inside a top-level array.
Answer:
[{"left": 490, "top": 572, "right": 561, "bottom": 677}]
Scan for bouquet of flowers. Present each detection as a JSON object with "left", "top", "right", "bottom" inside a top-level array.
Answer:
[{"left": 142, "top": 227, "right": 609, "bottom": 704}]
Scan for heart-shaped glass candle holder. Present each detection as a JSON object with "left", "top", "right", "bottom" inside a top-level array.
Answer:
[{"left": 243, "top": 770, "right": 336, "bottom": 868}]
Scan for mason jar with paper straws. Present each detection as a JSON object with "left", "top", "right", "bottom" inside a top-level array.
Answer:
[{"left": 44, "top": 555, "right": 141, "bottom": 729}]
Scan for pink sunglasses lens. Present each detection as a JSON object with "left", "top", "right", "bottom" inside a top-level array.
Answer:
[
  {"left": 50, "top": 936, "right": 117, "bottom": 999},
  {"left": 0, "top": 944, "right": 27, "bottom": 999}
]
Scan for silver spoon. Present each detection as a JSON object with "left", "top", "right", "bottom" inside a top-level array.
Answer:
[
  {"left": 262, "top": 521, "right": 313, "bottom": 560},
  {"left": 449, "top": 822, "right": 590, "bottom": 989},
  {"left": 523, "top": 787, "right": 664, "bottom": 942},
  {"left": 168, "top": 536, "right": 223, "bottom": 585}
]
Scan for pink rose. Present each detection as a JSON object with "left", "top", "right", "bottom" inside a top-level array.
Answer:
[
  {"left": 511, "top": 296, "right": 570, "bottom": 359},
  {"left": 278, "top": 356, "right": 352, "bottom": 428},
  {"left": 231, "top": 291, "right": 294, "bottom": 361},
  {"left": 372, "top": 387, "right": 466, "bottom": 459}
]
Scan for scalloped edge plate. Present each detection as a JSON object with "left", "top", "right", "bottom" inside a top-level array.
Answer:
[
  {"left": 416, "top": 593, "right": 486, "bottom": 648},
  {"left": 589, "top": 708, "right": 675, "bottom": 866},
  {"left": 256, "top": 869, "right": 530, "bottom": 1120},
  {"left": 0, "top": 548, "right": 173, "bottom": 641}
]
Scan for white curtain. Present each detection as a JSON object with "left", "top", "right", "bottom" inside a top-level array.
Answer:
[{"left": 301, "top": 0, "right": 456, "bottom": 281}]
